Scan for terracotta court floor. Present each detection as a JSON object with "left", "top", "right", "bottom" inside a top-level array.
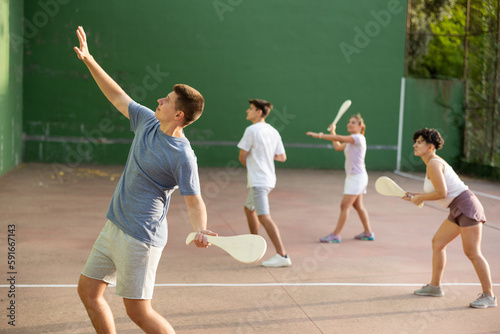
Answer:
[{"left": 1, "top": 163, "right": 499, "bottom": 333}]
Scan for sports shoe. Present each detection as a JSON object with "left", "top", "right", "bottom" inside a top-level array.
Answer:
[
  {"left": 414, "top": 284, "right": 444, "bottom": 297},
  {"left": 470, "top": 293, "right": 497, "bottom": 308},
  {"left": 354, "top": 232, "right": 375, "bottom": 240},
  {"left": 319, "top": 233, "right": 341, "bottom": 243},
  {"left": 261, "top": 254, "right": 292, "bottom": 268}
]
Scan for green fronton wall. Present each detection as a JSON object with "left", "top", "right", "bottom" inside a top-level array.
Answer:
[
  {"left": 1, "top": 1, "right": 466, "bottom": 176},
  {"left": 21, "top": 0, "right": 408, "bottom": 170},
  {"left": 0, "top": 0, "right": 23, "bottom": 176},
  {"left": 400, "top": 78, "right": 465, "bottom": 172}
]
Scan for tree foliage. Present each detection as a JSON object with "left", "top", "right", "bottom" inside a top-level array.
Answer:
[{"left": 407, "top": 0, "right": 500, "bottom": 166}]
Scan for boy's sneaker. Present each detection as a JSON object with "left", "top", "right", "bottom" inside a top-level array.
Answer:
[
  {"left": 470, "top": 293, "right": 497, "bottom": 308},
  {"left": 355, "top": 232, "right": 375, "bottom": 241},
  {"left": 414, "top": 284, "right": 444, "bottom": 297},
  {"left": 261, "top": 254, "right": 292, "bottom": 268},
  {"left": 319, "top": 233, "right": 341, "bottom": 243}
]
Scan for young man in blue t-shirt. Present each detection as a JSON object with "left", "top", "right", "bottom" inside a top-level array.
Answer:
[{"left": 74, "top": 26, "right": 216, "bottom": 334}]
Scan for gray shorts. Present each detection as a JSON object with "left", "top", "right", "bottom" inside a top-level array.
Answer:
[
  {"left": 81, "top": 220, "right": 164, "bottom": 300},
  {"left": 245, "top": 187, "right": 272, "bottom": 216}
]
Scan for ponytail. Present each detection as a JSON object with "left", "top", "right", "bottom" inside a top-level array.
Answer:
[{"left": 352, "top": 113, "right": 366, "bottom": 135}]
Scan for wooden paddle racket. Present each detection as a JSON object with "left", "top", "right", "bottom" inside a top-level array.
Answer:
[
  {"left": 375, "top": 176, "right": 424, "bottom": 208},
  {"left": 327, "top": 100, "right": 352, "bottom": 131},
  {"left": 186, "top": 233, "right": 267, "bottom": 264}
]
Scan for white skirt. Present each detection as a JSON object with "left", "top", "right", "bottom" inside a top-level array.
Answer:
[{"left": 343, "top": 173, "right": 368, "bottom": 195}]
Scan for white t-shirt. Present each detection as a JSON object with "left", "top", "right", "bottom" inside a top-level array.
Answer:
[
  {"left": 423, "top": 158, "right": 468, "bottom": 208},
  {"left": 237, "top": 122, "right": 285, "bottom": 188},
  {"left": 344, "top": 134, "right": 367, "bottom": 175}
]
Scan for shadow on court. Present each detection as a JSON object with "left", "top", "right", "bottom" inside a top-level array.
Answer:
[{"left": 1, "top": 163, "right": 499, "bottom": 333}]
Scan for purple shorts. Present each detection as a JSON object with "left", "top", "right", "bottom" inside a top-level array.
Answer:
[{"left": 447, "top": 190, "right": 486, "bottom": 227}]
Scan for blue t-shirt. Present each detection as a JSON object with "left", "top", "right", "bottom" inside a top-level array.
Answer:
[{"left": 106, "top": 101, "right": 200, "bottom": 247}]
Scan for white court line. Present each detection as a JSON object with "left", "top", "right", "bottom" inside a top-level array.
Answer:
[
  {"left": 1, "top": 282, "right": 499, "bottom": 288},
  {"left": 470, "top": 190, "right": 500, "bottom": 201}
]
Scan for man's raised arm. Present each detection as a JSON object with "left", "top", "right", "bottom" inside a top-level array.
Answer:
[{"left": 74, "top": 26, "right": 132, "bottom": 119}]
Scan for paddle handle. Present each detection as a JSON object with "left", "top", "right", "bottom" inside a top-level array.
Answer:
[{"left": 185, "top": 232, "right": 215, "bottom": 245}]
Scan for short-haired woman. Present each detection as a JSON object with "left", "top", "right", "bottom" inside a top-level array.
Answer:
[{"left": 404, "top": 128, "right": 496, "bottom": 308}]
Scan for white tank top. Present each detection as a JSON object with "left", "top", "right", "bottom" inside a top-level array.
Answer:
[{"left": 423, "top": 158, "right": 468, "bottom": 208}]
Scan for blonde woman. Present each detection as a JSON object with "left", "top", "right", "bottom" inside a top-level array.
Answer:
[{"left": 306, "top": 114, "right": 374, "bottom": 243}]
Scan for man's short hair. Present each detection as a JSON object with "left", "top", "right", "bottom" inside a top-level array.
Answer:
[
  {"left": 173, "top": 84, "right": 205, "bottom": 126},
  {"left": 249, "top": 99, "right": 273, "bottom": 117}
]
